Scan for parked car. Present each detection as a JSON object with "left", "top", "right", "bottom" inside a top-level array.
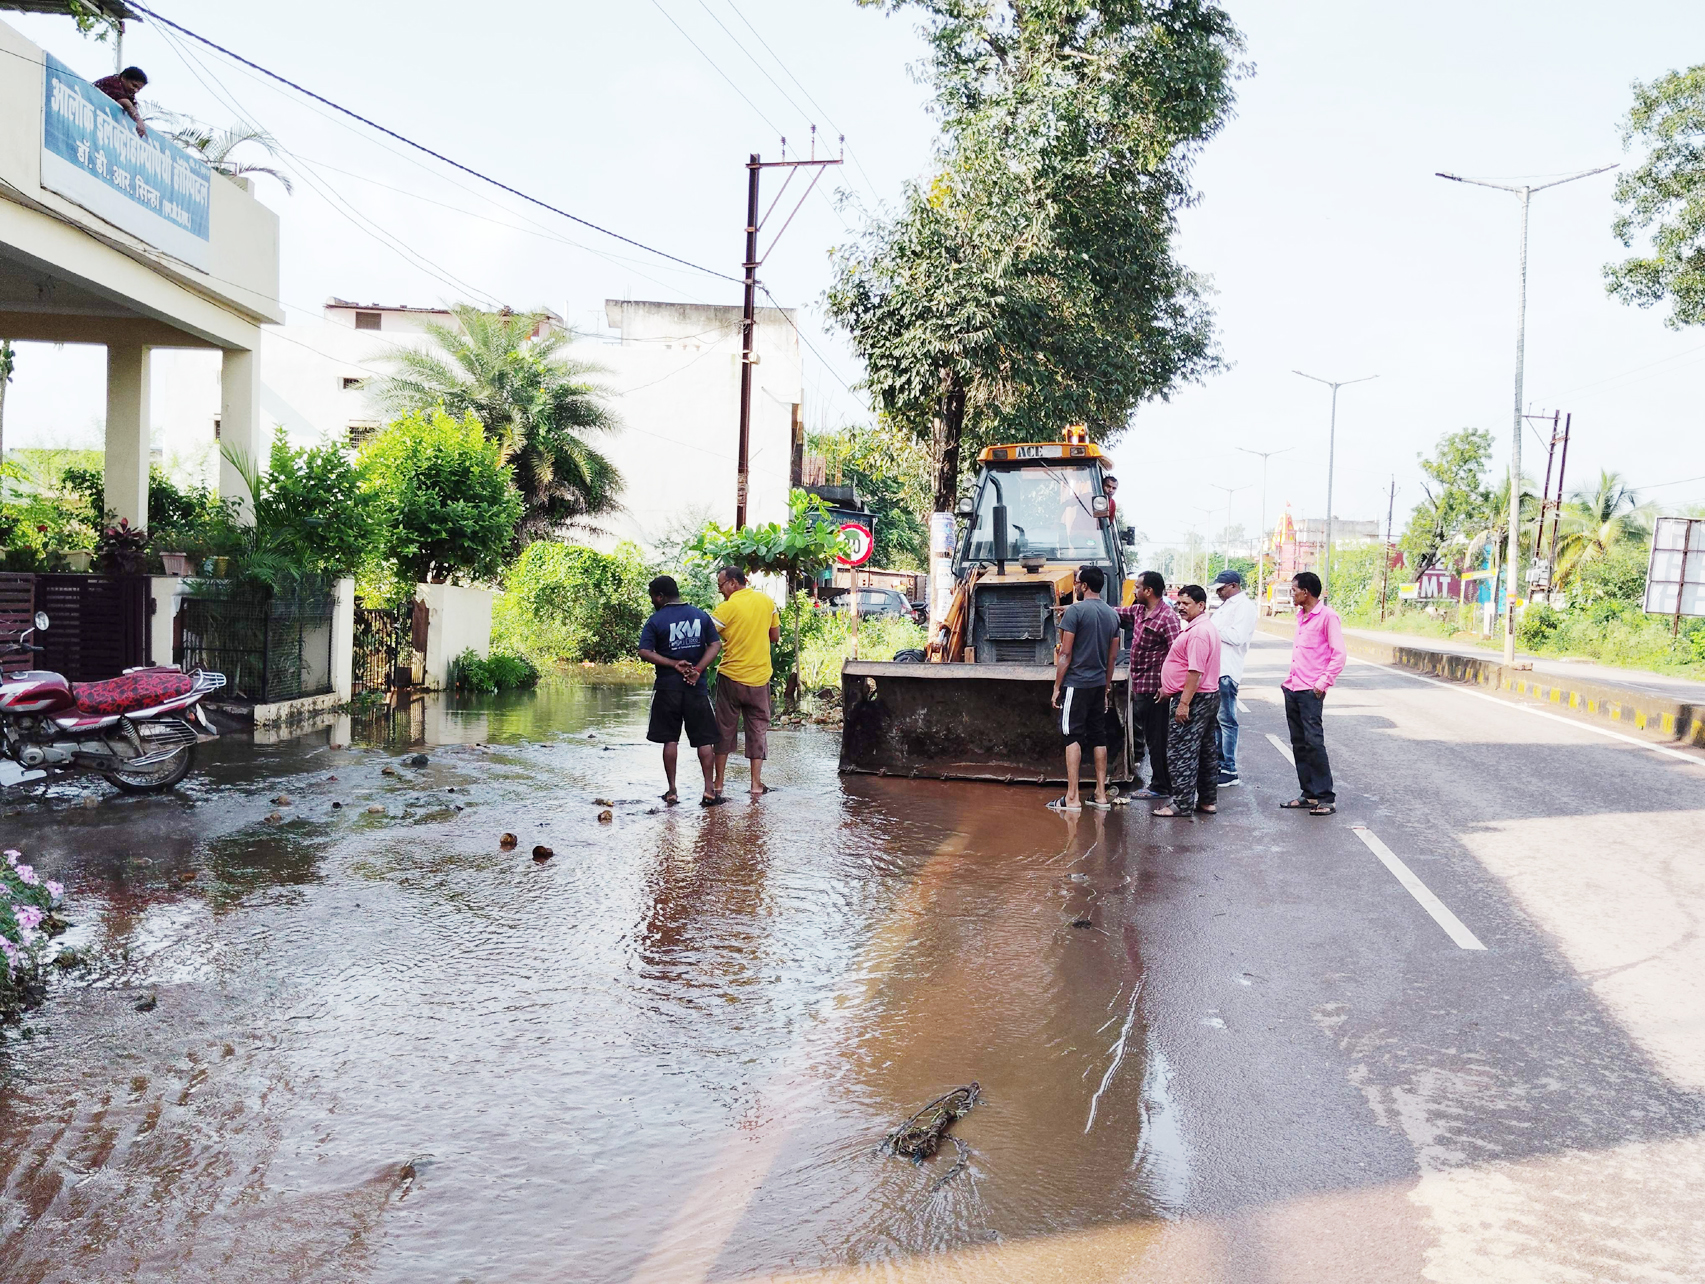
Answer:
[{"left": 839, "top": 587, "right": 926, "bottom": 624}]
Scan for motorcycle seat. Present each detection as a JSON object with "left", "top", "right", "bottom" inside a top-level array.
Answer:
[{"left": 72, "top": 670, "right": 197, "bottom": 716}]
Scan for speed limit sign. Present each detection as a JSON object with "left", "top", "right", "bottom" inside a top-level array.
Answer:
[{"left": 835, "top": 522, "right": 874, "bottom": 567}]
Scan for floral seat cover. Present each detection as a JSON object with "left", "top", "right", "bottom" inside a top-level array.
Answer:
[{"left": 72, "top": 670, "right": 196, "bottom": 716}]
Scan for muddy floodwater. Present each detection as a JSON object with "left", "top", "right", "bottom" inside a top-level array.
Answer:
[{"left": 0, "top": 677, "right": 1183, "bottom": 1282}]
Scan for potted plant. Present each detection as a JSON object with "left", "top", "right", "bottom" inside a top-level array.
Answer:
[{"left": 96, "top": 519, "right": 150, "bottom": 575}]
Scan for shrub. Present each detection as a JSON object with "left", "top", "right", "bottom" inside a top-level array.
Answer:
[
  {"left": 360, "top": 411, "right": 522, "bottom": 587},
  {"left": 491, "top": 540, "right": 652, "bottom": 665},
  {"left": 450, "top": 647, "right": 540, "bottom": 692},
  {"left": 1515, "top": 601, "right": 1561, "bottom": 649},
  {"left": 253, "top": 427, "right": 376, "bottom": 580},
  {"left": 797, "top": 607, "right": 927, "bottom": 691},
  {"left": 1, "top": 848, "right": 66, "bottom": 1026}
]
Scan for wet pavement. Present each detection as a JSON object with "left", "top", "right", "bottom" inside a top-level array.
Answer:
[{"left": 4, "top": 642, "right": 1705, "bottom": 1282}]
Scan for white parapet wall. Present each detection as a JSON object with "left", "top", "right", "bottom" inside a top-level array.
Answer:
[{"left": 415, "top": 583, "right": 494, "bottom": 690}]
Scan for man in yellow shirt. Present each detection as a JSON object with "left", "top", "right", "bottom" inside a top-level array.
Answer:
[{"left": 710, "top": 566, "right": 782, "bottom": 800}]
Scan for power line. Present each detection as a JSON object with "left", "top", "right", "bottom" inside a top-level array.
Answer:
[
  {"left": 647, "top": 0, "right": 785, "bottom": 139},
  {"left": 123, "top": 1, "right": 741, "bottom": 285},
  {"left": 694, "top": 0, "right": 815, "bottom": 125}
]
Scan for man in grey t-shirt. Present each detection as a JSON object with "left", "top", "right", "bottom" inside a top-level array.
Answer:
[{"left": 1050, "top": 564, "right": 1123, "bottom": 812}]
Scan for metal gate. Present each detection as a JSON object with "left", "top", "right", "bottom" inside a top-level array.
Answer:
[
  {"left": 36, "top": 574, "right": 148, "bottom": 681},
  {"left": 353, "top": 602, "right": 416, "bottom": 693},
  {"left": 0, "top": 573, "right": 35, "bottom": 677},
  {"left": 175, "top": 588, "right": 336, "bottom": 703}
]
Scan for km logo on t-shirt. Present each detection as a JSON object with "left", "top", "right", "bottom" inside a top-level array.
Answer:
[{"left": 668, "top": 618, "right": 702, "bottom": 648}]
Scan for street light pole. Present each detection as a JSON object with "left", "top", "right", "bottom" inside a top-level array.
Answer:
[
  {"left": 1237, "top": 445, "right": 1292, "bottom": 612},
  {"left": 1292, "top": 371, "right": 1376, "bottom": 601},
  {"left": 1208, "top": 482, "right": 1251, "bottom": 572},
  {"left": 1436, "top": 164, "right": 1613, "bottom": 663}
]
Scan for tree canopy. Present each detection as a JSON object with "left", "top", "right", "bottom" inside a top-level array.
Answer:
[
  {"left": 373, "top": 307, "right": 621, "bottom": 543},
  {"left": 1401, "top": 429, "right": 1495, "bottom": 572},
  {"left": 1607, "top": 66, "right": 1705, "bottom": 327},
  {"left": 828, "top": 0, "right": 1243, "bottom": 509}
]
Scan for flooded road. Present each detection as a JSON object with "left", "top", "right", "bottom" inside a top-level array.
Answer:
[{"left": 0, "top": 677, "right": 1182, "bottom": 1282}]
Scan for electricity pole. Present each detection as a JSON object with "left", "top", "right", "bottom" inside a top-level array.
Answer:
[
  {"left": 736, "top": 136, "right": 842, "bottom": 528},
  {"left": 1380, "top": 475, "right": 1397, "bottom": 621},
  {"left": 1236, "top": 445, "right": 1292, "bottom": 612},
  {"left": 1436, "top": 164, "right": 1613, "bottom": 662},
  {"left": 1292, "top": 371, "right": 1376, "bottom": 601}
]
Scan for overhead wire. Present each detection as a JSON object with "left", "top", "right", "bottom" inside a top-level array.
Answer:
[
  {"left": 647, "top": 0, "right": 786, "bottom": 140},
  {"left": 123, "top": 0, "right": 741, "bottom": 284}
]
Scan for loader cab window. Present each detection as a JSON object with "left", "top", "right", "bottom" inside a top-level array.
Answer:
[{"left": 957, "top": 465, "right": 1116, "bottom": 571}]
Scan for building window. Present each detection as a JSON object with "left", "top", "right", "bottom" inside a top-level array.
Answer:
[
  {"left": 354, "top": 311, "right": 382, "bottom": 331},
  {"left": 346, "top": 421, "right": 380, "bottom": 446},
  {"left": 341, "top": 376, "right": 364, "bottom": 391},
  {"left": 213, "top": 416, "right": 221, "bottom": 440}
]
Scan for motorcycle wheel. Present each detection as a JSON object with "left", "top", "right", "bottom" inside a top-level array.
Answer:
[{"left": 103, "top": 724, "right": 197, "bottom": 793}]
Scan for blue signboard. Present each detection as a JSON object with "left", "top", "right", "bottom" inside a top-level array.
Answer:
[{"left": 40, "top": 55, "right": 213, "bottom": 269}]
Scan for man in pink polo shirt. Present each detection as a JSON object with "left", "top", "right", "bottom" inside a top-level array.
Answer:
[
  {"left": 1280, "top": 570, "right": 1347, "bottom": 816},
  {"left": 1151, "top": 583, "right": 1222, "bottom": 817}
]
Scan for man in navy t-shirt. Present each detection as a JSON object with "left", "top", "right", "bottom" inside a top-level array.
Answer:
[{"left": 637, "top": 575, "right": 723, "bottom": 806}]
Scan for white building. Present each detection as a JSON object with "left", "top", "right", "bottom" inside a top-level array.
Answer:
[{"left": 147, "top": 296, "right": 804, "bottom": 549}]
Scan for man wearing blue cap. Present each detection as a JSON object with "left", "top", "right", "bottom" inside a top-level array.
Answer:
[{"left": 1211, "top": 569, "right": 1257, "bottom": 786}]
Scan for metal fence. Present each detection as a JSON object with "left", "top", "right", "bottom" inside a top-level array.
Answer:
[{"left": 175, "top": 587, "right": 336, "bottom": 703}]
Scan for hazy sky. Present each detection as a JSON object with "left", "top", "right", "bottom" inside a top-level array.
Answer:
[{"left": 7, "top": 0, "right": 1705, "bottom": 555}]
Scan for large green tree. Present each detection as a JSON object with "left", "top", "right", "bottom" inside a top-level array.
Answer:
[
  {"left": 1401, "top": 428, "right": 1495, "bottom": 572},
  {"left": 1607, "top": 66, "right": 1705, "bottom": 326},
  {"left": 373, "top": 306, "right": 621, "bottom": 543},
  {"left": 1556, "top": 470, "right": 1652, "bottom": 586},
  {"left": 807, "top": 420, "right": 931, "bottom": 570},
  {"left": 827, "top": 0, "right": 1242, "bottom": 510}
]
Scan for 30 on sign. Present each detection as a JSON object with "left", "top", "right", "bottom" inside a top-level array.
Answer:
[{"left": 836, "top": 523, "right": 874, "bottom": 567}]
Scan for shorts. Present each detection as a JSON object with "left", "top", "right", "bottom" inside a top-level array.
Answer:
[
  {"left": 713, "top": 676, "right": 771, "bottom": 760},
  {"left": 648, "top": 682, "right": 718, "bottom": 748},
  {"left": 1060, "top": 685, "right": 1109, "bottom": 748}
]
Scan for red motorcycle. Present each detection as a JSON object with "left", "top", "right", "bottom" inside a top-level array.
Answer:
[{"left": 0, "top": 612, "right": 225, "bottom": 793}]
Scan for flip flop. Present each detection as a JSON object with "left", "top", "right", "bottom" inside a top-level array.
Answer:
[
  {"left": 661, "top": 791, "right": 679, "bottom": 805},
  {"left": 1046, "top": 796, "right": 1082, "bottom": 812},
  {"left": 700, "top": 794, "right": 726, "bottom": 808},
  {"left": 1151, "top": 805, "right": 1189, "bottom": 817},
  {"left": 1310, "top": 802, "right": 1337, "bottom": 816},
  {"left": 1085, "top": 798, "right": 1112, "bottom": 811},
  {"left": 1196, "top": 804, "right": 1217, "bottom": 814},
  {"left": 1279, "top": 797, "right": 1318, "bottom": 810}
]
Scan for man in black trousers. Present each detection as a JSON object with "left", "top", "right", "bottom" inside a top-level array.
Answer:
[
  {"left": 1116, "top": 571, "right": 1182, "bottom": 799},
  {"left": 1279, "top": 571, "right": 1347, "bottom": 817}
]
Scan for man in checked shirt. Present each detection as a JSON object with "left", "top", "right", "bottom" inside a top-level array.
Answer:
[{"left": 1115, "top": 570, "right": 1181, "bottom": 799}]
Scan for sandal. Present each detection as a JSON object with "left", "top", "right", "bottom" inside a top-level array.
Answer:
[
  {"left": 661, "top": 791, "right": 679, "bottom": 805},
  {"left": 1310, "top": 802, "right": 1337, "bottom": 816},
  {"left": 700, "top": 794, "right": 726, "bottom": 808},
  {"left": 1280, "top": 797, "right": 1319, "bottom": 810},
  {"left": 1196, "top": 804, "right": 1217, "bottom": 814},
  {"left": 1085, "top": 797, "right": 1112, "bottom": 811},
  {"left": 1151, "top": 805, "right": 1189, "bottom": 817},
  {"left": 1047, "top": 796, "right": 1082, "bottom": 812}
]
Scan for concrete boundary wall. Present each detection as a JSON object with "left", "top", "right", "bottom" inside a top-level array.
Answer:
[{"left": 1257, "top": 621, "right": 1705, "bottom": 749}]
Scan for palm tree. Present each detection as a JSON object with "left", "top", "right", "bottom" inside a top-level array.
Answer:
[
  {"left": 149, "top": 111, "right": 294, "bottom": 193},
  {"left": 372, "top": 306, "right": 621, "bottom": 542},
  {"left": 1459, "top": 474, "right": 1539, "bottom": 628},
  {"left": 1555, "top": 470, "right": 1652, "bottom": 586}
]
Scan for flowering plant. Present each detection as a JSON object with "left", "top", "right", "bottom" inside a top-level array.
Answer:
[{"left": 1, "top": 847, "right": 66, "bottom": 1024}]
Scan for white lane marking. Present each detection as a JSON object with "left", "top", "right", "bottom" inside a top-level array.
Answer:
[
  {"left": 1238, "top": 701, "right": 1252, "bottom": 714},
  {"left": 1352, "top": 825, "right": 1486, "bottom": 951},
  {"left": 1346, "top": 655, "right": 1705, "bottom": 770},
  {"left": 1085, "top": 980, "right": 1143, "bottom": 1134},
  {"left": 1266, "top": 732, "right": 1295, "bottom": 765}
]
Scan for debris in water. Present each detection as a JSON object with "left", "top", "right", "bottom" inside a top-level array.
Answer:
[
  {"left": 532, "top": 845, "right": 554, "bottom": 861},
  {"left": 593, "top": 797, "right": 615, "bottom": 807},
  {"left": 406, "top": 753, "right": 429, "bottom": 767},
  {"left": 500, "top": 832, "right": 518, "bottom": 848},
  {"left": 367, "top": 804, "right": 385, "bottom": 814},
  {"left": 445, "top": 786, "right": 455, "bottom": 793},
  {"left": 597, "top": 810, "right": 613, "bottom": 824},
  {"left": 331, "top": 801, "right": 343, "bottom": 810},
  {"left": 134, "top": 993, "right": 157, "bottom": 1013},
  {"left": 271, "top": 794, "right": 293, "bottom": 806},
  {"left": 82, "top": 796, "right": 99, "bottom": 809},
  {"left": 1071, "top": 918, "right": 1093, "bottom": 928},
  {"left": 179, "top": 870, "right": 197, "bottom": 883},
  {"left": 327, "top": 775, "right": 339, "bottom": 782},
  {"left": 265, "top": 811, "right": 284, "bottom": 824},
  {"left": 54, "top": 947, "right": 81, "bottom": 969},
  {"left": 885, "top": 1083, "right": 980, "bottom": 1189},
  {"left": 381, "top": 766, "right": 397, "bottom": 776}
]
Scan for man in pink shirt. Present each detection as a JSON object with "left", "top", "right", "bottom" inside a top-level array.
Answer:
[
  {"left": 1151, "top": 584, "right": 1222, "bottom": 817},
  {"left": 1280, "top": 571, "right": 1347, "bottom": 816}
]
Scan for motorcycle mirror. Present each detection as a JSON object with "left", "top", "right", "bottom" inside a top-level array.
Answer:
[{"left": 34, "top": 611, "right": 49, "bottom": 631}]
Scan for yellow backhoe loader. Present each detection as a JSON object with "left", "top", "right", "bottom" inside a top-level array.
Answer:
[{"left": 841, "top": 431, "right": 1137, "bottom": 784}]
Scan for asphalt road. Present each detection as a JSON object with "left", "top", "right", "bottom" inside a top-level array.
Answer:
[{"left": 1093, "top": 632, "right": 1705, "bottom": 1283}]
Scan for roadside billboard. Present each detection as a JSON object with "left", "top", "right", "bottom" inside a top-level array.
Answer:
[
  {"left": 1643, "top": 517, "right": 1705, "bottom": 621},
  {"left": 41, "top": 56, "right": 213, "bottom": 270}
]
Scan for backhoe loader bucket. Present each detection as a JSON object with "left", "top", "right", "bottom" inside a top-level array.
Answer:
[{"left": 840, "top": 660, "right": 1132, "bottom": 784}]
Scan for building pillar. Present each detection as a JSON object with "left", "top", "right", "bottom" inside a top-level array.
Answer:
[
  {"left": 219, "top": 346, "right": 263, "bottom": 519},
  {"left": 104, "top": 344, "right": 150, "bottom": 528}
]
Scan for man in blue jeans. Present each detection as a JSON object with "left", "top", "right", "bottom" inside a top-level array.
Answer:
[{"left": 1210, "top": 569, "right": 1257, "bottom": 786}]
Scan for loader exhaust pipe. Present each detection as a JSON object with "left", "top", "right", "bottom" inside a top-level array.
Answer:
[{"left": 993, "top": 505, "right": 1009, "bottom": 576}]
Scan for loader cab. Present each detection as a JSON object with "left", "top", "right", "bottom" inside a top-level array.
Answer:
[{"left": 948, "top": 439, "right": 1132, "bottom": 664}]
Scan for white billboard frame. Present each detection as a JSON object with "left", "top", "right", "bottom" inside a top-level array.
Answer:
[{"left": 1643, "top": 516, "right": 1705, "bottom": 626}]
